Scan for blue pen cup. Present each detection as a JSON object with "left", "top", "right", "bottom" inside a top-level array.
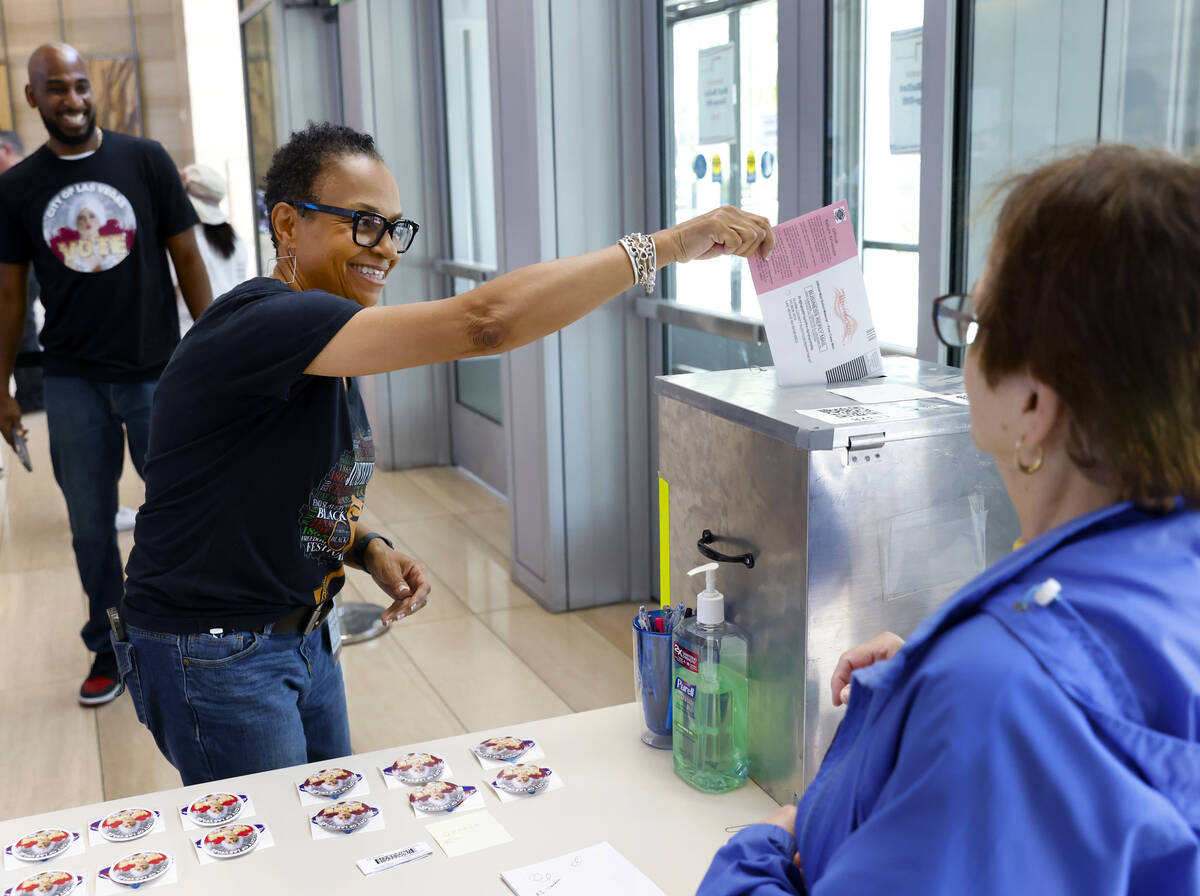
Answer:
[{"left": 633, "top": 611, "right": 674, "bottom": 749}]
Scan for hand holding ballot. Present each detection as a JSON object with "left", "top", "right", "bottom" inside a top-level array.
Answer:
[
  {"left": 663, "top": 205, "right": 775, "bottom": 265},
  {"left": 748, "top": 202, "right": 884, "bottom": 387}
]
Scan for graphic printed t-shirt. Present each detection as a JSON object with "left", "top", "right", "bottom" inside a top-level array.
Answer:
[
  {"left": 0, "top": 130, "right": 199, "bottom": 381},
  {"left": 122, "top": 278, "right": 371, "bottom": 633}
]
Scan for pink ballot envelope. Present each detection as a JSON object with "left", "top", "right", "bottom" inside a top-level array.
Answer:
[{"left": 747, "top": 201, "right": 883, "bottom": 387}]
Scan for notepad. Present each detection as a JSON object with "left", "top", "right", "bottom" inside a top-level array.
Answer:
[
  {"left": 500, "top": 842, "right": 666, "bottom": 896},
  {"left": 426, "top": 811, "right": 512, "bottom": 858}
]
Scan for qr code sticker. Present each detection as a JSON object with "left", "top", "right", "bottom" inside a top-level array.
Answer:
[
  {"left": 818, "top": 405, "right": 881, "bottom": 420},
  {"left": 797, "top": 405, "right": 907, "bottom": 426},
  {"left": 834, "top": 206, "right": 847, "bottom": 223}
]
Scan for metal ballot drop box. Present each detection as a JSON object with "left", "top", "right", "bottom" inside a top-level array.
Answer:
[{"left": 655, "top": 357, "right": 1019, "bottom": 804}]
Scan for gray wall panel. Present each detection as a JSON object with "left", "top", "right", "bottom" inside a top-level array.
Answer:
[
  {"left": 496, "top": 0, "right": 653, "bottom": 611},
  {"left": 491, "top": 0, "right": 564, "bottom": 601}
]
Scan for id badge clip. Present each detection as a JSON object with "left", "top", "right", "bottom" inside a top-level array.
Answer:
[{"left": 327, "top": 600, "right": 343, "bottom": 663}]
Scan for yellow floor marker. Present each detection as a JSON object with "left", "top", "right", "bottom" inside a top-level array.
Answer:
[{"left": 658, "top": 475, "right": 670, "bottom": 610}]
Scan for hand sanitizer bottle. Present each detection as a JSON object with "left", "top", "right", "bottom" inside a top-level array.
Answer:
[{"left": 671, "top": 562, "right": 749, "bottom": 792}]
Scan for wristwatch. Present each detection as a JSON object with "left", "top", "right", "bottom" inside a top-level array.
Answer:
[{"left": 350, "top": 532, "right": 394, "bottom": 570}]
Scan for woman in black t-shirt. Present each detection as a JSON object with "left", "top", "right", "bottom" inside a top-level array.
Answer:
[{"left": 118, "top": 122, "right": 774, "bottom": 785}]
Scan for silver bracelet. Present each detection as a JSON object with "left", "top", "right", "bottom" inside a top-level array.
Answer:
[{"left": 618, "top": 232, "right": 656, "bottom": 295}]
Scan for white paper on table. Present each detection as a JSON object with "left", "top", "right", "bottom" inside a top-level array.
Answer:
[
  {"left": 309, "top": 808, "right": 386, "bottom": 841},
  {"left": 938, "top": 392, "right": 970, "bottom": 405},
  {"left": 296, "top": 773, "right": 369, "bottom": 806},
  {"left": 191, "top": 823, "right": 276, "bottom": 865},
  {"left": 379, "top": 760, "right": 456, "bottom": 791},
  {"left": 178, "top": 795, "right": 256, "bottom": 831},
  {"left": 95, "top": 855, "right": 179, "bottom": 894},
  {"left": 88, "top": 809, "right": 166, "bottom": 846},
  {"left": 3, "top": 872, "right": 84, "bottom": 896},
  {"left": 796, "top": 405, "right": 918, "bottom": 427},
  {"left": 409, "top": 785, "right": 485, "bottom": 818},
  {"left": 747, "top": 202, "right": 884, "bottom": 387},
  {"left": 473, "top": 742, "right": 545, "bottom": 771},
  {"left": 426, "top": 811, "right": 513, "bottom": 859},
  {"left": 500, "top": 842, "right": 667, "bottom": 896},
  {"left": 485, "top": 769, "right": 566, "bottom": 804},
  {"left": 826, "top": 384, "right": 944, "bottom": 404},
  {"left": 3, "top": 831, "right": 84, "bottom": 871}
]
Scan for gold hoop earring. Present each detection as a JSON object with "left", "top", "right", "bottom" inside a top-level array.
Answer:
[
  {"left": 1014, "top": 436, "right": 1043, "bottom": 475},
  {"left": 271, "top": 248, "right": 297, "bottom": 286}
]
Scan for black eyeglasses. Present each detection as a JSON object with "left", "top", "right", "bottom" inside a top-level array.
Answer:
[
  {"left": 932, "top": 293, "right": 980, "bottom": 349},
  {"left": 290, "top": 201, "right": 419, "bottom": 252}
]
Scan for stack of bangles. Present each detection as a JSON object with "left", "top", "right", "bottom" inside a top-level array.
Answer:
[{"left": 619, "top": 232, "right": 656, "bottom": 294}]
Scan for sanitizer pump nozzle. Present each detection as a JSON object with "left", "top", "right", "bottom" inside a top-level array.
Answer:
[{"left": 687, "top": 561, "right": 725, "bottom": 625}]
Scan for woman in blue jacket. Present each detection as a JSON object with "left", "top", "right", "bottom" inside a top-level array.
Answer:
[{"left": 700, "top": 145, "right": 1200, "bottom": 894}]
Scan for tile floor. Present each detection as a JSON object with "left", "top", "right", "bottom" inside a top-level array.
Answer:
[{"left": 0, "top": 412, "right": 642, "bottom": 822}]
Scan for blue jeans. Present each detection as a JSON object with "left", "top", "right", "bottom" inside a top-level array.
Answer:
[
  {"left": 113, "top": 620, "right": 352, "bottom": 786},
  {"left": 44, "top": 375, "right": 156, "bottom": 654}
]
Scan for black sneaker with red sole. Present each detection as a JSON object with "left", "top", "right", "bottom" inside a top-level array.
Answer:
[{"left": 79, "top": 651, "right": 121, "bottom": 706}]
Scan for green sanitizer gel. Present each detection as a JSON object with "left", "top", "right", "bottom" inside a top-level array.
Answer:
[{"left": 671, "top": 562, "right": 749, "bottom": 793}]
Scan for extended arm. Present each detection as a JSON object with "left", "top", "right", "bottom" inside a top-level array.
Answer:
[
  {"left": 0, "top": 261, "right": 29, "bottom": 444},
  {"left": 166, "top": 228, "right": 213, "bottom": 320},
  {"left": 306, "top": 207, "right": 772, "bottom": 377}
]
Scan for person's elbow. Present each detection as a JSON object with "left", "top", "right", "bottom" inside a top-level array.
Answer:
[
  {"left": 462, "top": 292, "right": 511, "bottom": 355},
  {"left": 466, "top": 314, "right": 507, "bottom": 354}
]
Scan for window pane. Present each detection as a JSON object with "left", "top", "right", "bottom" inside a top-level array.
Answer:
[
  {"left": 442, "top": 0, "right": 502, "bottom": 424},
  {"left": 960, "top": 0, "right": 1200, "bottom": 283},
  {"left": 735, "top": 0, "right": 779, "bottom": 320},
  {"left": 862, "top": 247, "right": 918, "bottom": 350},
  {"left": 455, "top": 357, "right": 503, "bottom": 424},
  {"left": 861, "top": 6, "right": 922, "bottom": 247},
  {"left": 956, "top": 0, "right": 1200, "bottom": 287},
  {"left": 961, "top": 1, "right": 1105, "bottom": 288},
  {"left": 1104, "top": 3, "right": 1200, "bottom": 151},
  {"left": 664, "top": 324, "right": 772, "bottom": 375},
  {"left": 829, "top": 0, "right": 923, "bottom": 352},
  {"left": 664, "top": 0, "right": 777, "bottom": 318},
  {"left": 242, "top": 5, "right": 278, "bottom": 276},
  {"left": 442, "top": 0, "right": 497, "bottom": 269}
]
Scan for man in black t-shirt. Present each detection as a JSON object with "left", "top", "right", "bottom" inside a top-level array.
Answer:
[{"left": 0, "top": 43, "right": 213, "bottom": 706}]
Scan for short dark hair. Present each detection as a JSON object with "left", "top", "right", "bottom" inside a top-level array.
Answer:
[
  {"left": 0, "top": 130, "right": 24, "bottom": 155},
  {"left": 977, "top": 144, "right": 1200, "bottom": 507},
  {"left": 262, "top": 121, "right": 382, "bottom": 248}
]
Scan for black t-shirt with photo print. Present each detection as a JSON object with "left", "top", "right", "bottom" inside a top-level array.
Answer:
[
  {"left": 121, "top": 278, "right": 374, "bottom": 635},
  {"left": 0, "top": 130, "right": 198, "bottom": 381}
]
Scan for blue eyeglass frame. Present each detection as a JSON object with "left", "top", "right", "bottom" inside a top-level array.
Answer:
[{"left": 289, "top": 201, "right": 420, "bottom": 252}]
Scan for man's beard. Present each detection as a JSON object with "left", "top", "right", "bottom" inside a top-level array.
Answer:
[{"left": 41, "top": 110, "right": 96, "bottom": 147}]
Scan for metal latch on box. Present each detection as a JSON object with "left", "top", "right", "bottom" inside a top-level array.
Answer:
[{"left": 848, "top": 432, "right": 886, "bottom": 452}]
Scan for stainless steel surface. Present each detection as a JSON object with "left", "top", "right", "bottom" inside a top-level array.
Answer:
[
  {"left": 338, "top": 602, "right": 390, "bottom": 645},
  {"left": 433, "top": 259, "right": 497, "bottom": 281},
  {"left": 656, "top": 362, "right": 1018, "bottom": 802},
  {"left": 636, "top": 297, "right": 769, "bottom": 345},
  {"left": 657, "top": 356, "right": 974, "bottom": 450}
]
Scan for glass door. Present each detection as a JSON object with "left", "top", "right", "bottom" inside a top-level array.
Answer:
[
  {"left": 660, "top": 0, "right": 779, "bottom": 373},
  {"left": 829, "top": 0, "right": 925, "bottom": 353},
  {"left": 439, "top": 0, "right": 505, "bottom": 494}
]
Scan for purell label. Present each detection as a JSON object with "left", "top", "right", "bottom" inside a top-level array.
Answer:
[
  {"left": 674, "top": 677, "right": 696, "bottom": 700},
  {"left": 673, "top": 641, "right": 699, "bottom": 673}
]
